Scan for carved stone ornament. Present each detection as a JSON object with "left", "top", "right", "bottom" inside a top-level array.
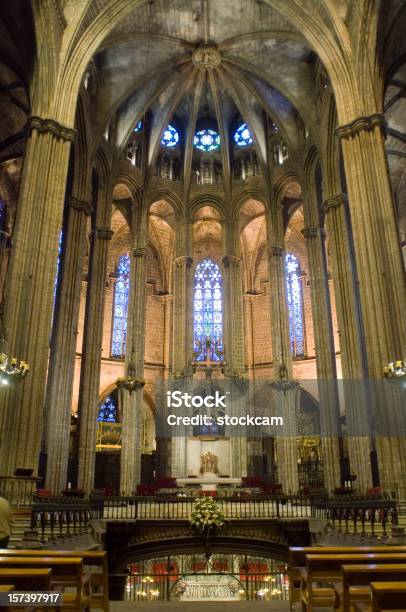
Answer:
[{"left": 192, "top": 46, "right": 222, "bottom": 70}]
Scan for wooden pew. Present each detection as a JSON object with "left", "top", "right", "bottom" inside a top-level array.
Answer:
[
  {"left": 0, "top": 584, "right": 15, "bottom": 612},
  {"left": 0, "top": 550, "right": 109, "bottom": 612},
  {"left": 0, "top": 558, "right": 88, "bottom": 612},
  {"left": 371, "top": 582, "right": 406, "bottom": 612},
  {"left": 0, "top": 568, "right": 52, "bottom": 590},
  {"left": 301, "top": 554, "right": 406, "bottom": 612},
  {"left": 339, "top": 565, "right": 406, "bottom": 612},
  {"left": 288, "top": 546, "right": 406, "bottom": 610}
]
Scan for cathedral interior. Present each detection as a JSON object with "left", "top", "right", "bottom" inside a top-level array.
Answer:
[{"left": 0, "top": 0, "right": 406, "bottom": 608}]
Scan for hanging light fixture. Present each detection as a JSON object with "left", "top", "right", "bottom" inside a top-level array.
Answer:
[
  {"left": 384, "top": 359, "right": 406, "bottom": 386},
  {"left": 270, "top": 364, "right": 299, "bottom": 396},
  {"left": 116, "top": 346, "right": 145, "bottom": 395},
  {"left": 0, "top": 310, "right": 29, "bottom": 385},
  {"left": 0, "top": 208, "right": 29, "bottom": 385}
]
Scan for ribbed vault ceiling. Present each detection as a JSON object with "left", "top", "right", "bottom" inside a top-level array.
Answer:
[{"left": 94, "top": 0, "right": 317, "bottom": 174}]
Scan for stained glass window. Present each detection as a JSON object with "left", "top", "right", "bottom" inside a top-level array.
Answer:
[
  {"left": 193, "top": 258, "right": 223, "bottom": 361},
  {"left": 194, "top": 128, "right": 220, "bottom": 152},
  {"left": 111, "top": 254, "right": 130, "bottom": 357},
  {"left": 285, "top": 253, "right": 305, "bottom": 356},
  {"left": 134, "top": 120, "right": 143, "bottom": 133},
  {"left": 53, "top": 231, "right": 63, "bottom": 302},
  {"left": 97, "top": 396, "right": 118, "bottom": 422},
  {"left": 161, "top": 124, "right": 179, "bottom": 147},
  {"left": 234, "top": 123, "right": 253, "bottom": 147}
]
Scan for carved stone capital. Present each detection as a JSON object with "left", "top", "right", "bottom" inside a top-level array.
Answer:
[
  {"left": 68, "top": 197, "right": 93, "bottom": 216},
  {"left": 222, "top": 255, "right": 240, "bottom": 268},
  {"left": 92, "top": 228, "right": 113, "bottom": 241},
  {"left": 28, "top": 116, "right": 76, "bottom": 143},
  {"left": 321, "top": 194, "right": 346, "bottom": 213},
  {"left": 270, "top": 246, "right": 284, "bottom": 257},
  {"left": 132, "top": 247, "right": 148, "bottom": 259},
  {"left": 175, "top": 256, "right": 193, "bottom": 268},
  {"left": 336, "top": 113, "right": 387, "bottom": 140},
  {"left": 301, "top": 227, "right": 324, "bottom": 240}
]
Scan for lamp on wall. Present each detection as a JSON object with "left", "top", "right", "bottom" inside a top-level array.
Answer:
[
  {"left": 116, "top": 346, "right": 145, "bottom": 395},
  {"left": 269, "top": 364, "right": 299, "bottom": 396},
  {"left": 384, "top": 358, "right": 406, "bottom": 386},
  {"left": 0, "top": 306, "right": 29, "bottom": 385}
]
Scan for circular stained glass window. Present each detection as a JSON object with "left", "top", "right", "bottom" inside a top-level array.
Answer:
[
  {"left": 234, "top": 123, "right": 253, "bottom": 147},
  {"left": 193, "top": 128, "right": 221, "bottom": 152},
  {"left": 161, "top": 124, "right": 179, "bottom": 147},
  {"left": 134, "top": 120, "right": 143, "bottom": 133}
]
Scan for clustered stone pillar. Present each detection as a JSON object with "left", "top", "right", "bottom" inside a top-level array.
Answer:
[
  {"left": 0, "top": 116, "right": 74, "bottom": 476},
  {"left": 120, "top": 246, "right": 148, "bottom": 495},
  {"left": 267, "top": 194, "right": 299, "bottom": 494},
  {"left": 170, "top": 255, "right": 193, "bottom": 479},
  {"left": 222, "top": 254, "right": 248, "bottom": 478},
  {"left": 337, "top": 114, "right": 406, "bottom": 495},
  {"left": 77, "top": 216, "right": 113, "bottom": 491},
  {"left": 322, "top": 194, "right": 373, "bottom": 491},
  {"left": 44, "top": 196, "right": 92, "bottom": 493},
  {"left": 301, "top": 225, "right": 341, "bottom": 492}
]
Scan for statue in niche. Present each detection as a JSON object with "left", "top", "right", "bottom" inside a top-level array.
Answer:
[{"left": 200, "top": 451, "right": 219, "bottom": 475}]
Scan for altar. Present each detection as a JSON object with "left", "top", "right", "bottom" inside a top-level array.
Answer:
[
  {"left": 177, "top": 449, "right": 241, "bottom": 493},
  {"left": 175, "top": 575, "right": 241, "bottom": 601}
]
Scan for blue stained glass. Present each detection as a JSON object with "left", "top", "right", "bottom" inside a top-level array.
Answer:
[
  {"left": 134, "top": 120, "right": 143, "bottom": 132},
  {"left": 111, "top": 254, "right": 130, "bottom": 357},
  {"left": 285, "top": 253, "right": 305, "bottom": 356},
  {"left": 161, "top": 124, "right": 179, "bottom": 147},
  {"left": 193, "top": 128, "right": 220, "bottom": 152},
  {"left": 97, "top": 396, "right": 118, "bottom": 422},
  {"left": 234, "top": 122, "right": 253, "bottom": 147},
  {"left": 52, "top": 230, "right": 63, "bottom": 313},
  {"left": 193, "top": 258, "right": 223, "bottom": 361}
]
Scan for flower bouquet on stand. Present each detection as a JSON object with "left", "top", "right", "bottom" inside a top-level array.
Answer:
[{"left": 189, "top": 496, "right": 227, "bottom": 537}]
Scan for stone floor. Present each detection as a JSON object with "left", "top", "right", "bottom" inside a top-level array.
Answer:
[{"left": 111, "top": 603, "right": 291, "bottom": 611}]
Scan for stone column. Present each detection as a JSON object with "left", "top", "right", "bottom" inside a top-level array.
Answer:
[
  {"left": 77, "top": 217, "right": 113, "bottom": 491},
  {"left": 0, "top": 116, "right": 75, "bottom": 476},
  {"left": 322, "top": 194, "right": 373, "bottom": 491},
  {"left": 337, "top": 114, "right": 406, "bottom": 494},
  {"left": 120, "top": 247, "right": 148, "bottom": 495},
  {"left": 170, "top": 255, "right": 193, "bottom": 479},
  {"left": 267, "top": 201, "right": 299, "bottom": 493},
  {"left": 301, "top": 225, "right": 341, "bottom": 492},
  {"left": 44, "top": 196, "right": 92, "bottom": 493},
  {"left": 222, "top": 254, "right": 248, "bottom": 478}
]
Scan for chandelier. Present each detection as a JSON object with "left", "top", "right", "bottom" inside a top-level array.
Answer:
[
  {"left": 384, "top": 359, "right": 406, "bottom": 386},
  {"left": 269, "top": 364, "right": 299, "bottom": 395},
  {"left": 0, "top": 335, "right": 29, "bottom": 385},
  {"left": 116, "top": 347, "right": 145, "bottom": 394}
]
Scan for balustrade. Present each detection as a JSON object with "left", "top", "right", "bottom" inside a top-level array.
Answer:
[{"left": 29, "top": 493, "right": 398, "bottom": 539}]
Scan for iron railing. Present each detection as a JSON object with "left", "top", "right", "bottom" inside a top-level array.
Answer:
[
  {"left": 29, "top": 493, "right": 398, "bottom": 540},
  {"left": 31, "top": 495, "right": 104, "bottom": 539},
  {"left": 0, "top": 476, "right": 40, "bottom": 507},
  {"left": 325, "top": 495, "right": 398, "bottom": 535},
  {"left": 101, "top": 494, "right": 323, "bottom": 521}
]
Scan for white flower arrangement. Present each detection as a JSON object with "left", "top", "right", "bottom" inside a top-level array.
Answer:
[{"left": 190, "top": 496, "right": 227, "bottom": 535}]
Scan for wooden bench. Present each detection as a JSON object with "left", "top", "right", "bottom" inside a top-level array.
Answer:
[
  {"left": 371, "top": 582, "right": 406, "bottom": 612},
  {"left": 0, "top": 557, "right": 88, "bottom": 612},
  {"left": 0, "top": 585, "right": 15, "bottom": 612},
  {"left": 338, "top": 565, "right": 406, "bottom": 611},
  {"left": 288, "top": 546, "right": 406, "bottom": 610},
  {"left": 0, "top": 550, "right": 108, "bottom": 612},
  {"left": 0, "top": 568, "right": 52, "bottom": 590},
  {"left": 301, "top": 554, "right": 406, "bottom": 612}
]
